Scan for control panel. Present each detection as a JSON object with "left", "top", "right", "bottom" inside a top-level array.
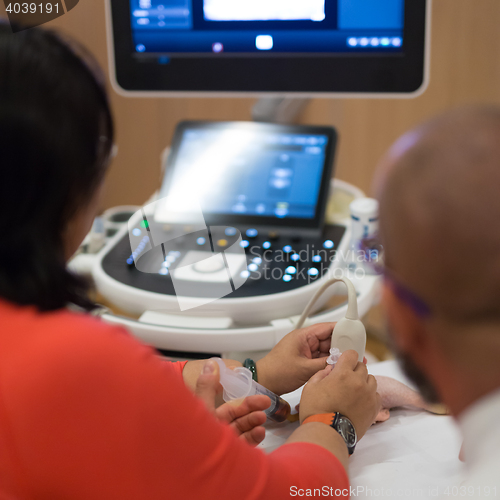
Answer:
[{"left": 102, "top": 223, "right": 346, "bottom": 299}]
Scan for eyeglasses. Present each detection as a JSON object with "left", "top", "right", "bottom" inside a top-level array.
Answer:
[{"left": 359, "top": 235, "right": 431, "bottom": 318}]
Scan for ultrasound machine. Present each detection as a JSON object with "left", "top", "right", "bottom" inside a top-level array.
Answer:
[{"left": 93, "top": 0, "right": 429, "bottom": 358}]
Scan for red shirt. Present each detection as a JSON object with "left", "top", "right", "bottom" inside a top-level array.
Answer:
[{"left": 0, "top": 300, "right": 349, "bottom": 499}]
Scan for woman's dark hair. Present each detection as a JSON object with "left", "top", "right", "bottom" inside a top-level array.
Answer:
[{"left": 0, "top": 22, "right": 114, "bottom": 311}]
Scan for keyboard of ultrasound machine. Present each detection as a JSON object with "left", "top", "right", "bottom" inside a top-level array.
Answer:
[{"left": 126, "top": 221, "right": 344, "bottom": 285}]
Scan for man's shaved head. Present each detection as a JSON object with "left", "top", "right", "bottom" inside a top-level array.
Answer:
[{"left": 377, "top": 106, "right": 500, "bottom": 323}]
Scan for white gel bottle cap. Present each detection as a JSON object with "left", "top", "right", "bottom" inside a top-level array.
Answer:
[{"left": 349, "top": 197, "right": 379, "bottom": 242}]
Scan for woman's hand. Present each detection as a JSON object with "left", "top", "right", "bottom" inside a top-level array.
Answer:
[
  {"left": 256, "top": 322, "right": 335, "bottom": 395},
  {"left": 195, "top": 360, "right": 270, "bottom": 446},
  {"left": 214, "top": 396, "right": 270, "bottom": 446}
]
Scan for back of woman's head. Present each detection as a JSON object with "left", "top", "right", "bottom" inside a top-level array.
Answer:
[{"left": 0, "top": 22, "right": 114, "bottom": 311}]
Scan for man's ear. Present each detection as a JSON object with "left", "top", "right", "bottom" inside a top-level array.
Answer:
[{"left": 382, "top": 282, "right": 428, "bottom": 358}]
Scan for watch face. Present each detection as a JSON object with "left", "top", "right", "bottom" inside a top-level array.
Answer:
[{"left": 337, "top": 417, "right": 357, "bottom": 447}]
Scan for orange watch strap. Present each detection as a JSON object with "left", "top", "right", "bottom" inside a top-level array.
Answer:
[{"left": 301, "top": 413, "right": 337, "bottom": 426}]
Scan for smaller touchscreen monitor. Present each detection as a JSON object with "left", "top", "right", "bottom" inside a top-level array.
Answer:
[{"left": 156, "top": 121, "right": 337, "bottom": 230}]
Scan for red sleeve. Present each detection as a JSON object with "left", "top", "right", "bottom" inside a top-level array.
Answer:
[
  {"left": 0, "top": 315, "right": 349, "bottom": 500},
  {"left": 169, "top": 360, "right": 189, "bottom": 378}
]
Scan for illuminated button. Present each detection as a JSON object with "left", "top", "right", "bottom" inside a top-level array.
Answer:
[
  {"left": 381, "top": 37, "right": 390, "bottom": 46},
  {"left": 240, "top": 270, "right": 250, "bottom": 279},
  {"left": 212, "top": 42, "right": 223, "bottom": 53},
  {"left": 348, "top": 37, "right": 357, "bottom": 47},
  {"left": 275, "top": 207, "right": 288, "bottom": 218},
  {"left": 290, "top": 253, "right": 300, "bottom": 262},
  {"left": 252, "top": 257, "right": 262, "bottom": 265},
  {"left": 159, "top": 268, "right": 169, "bottom": 275},
  {"left": 246, "top": 228, "right": 258, "bottom": 238},
  {"left": 285, "top": 266, "right": 297, "bottom": 275},
  {"left": 283, "top": 275, "right": 292, "bottom": 282},
  {"left": 283, "top": 245, "right": 292, "bottom": 253},
  {"left": 256, "top": 35, "right": 273, "bottom": 51},
  {"left": 323, "top": 240, "right": 334, "bottom": 249},
  {"left": 262, "top": 241, "right": 271, "bottom": 250},
  {"left": 225, "top": 227, "right": 237, "bottom": 236},
  {"left": 308, "top": 268, "right": 319, "bottom": 277},
  {"left": 197, "top": 237, "right": 206, "bottom": 246},
  {"left": 312, "top": 255, "right": 322, "bottom": 263},
  {"left": 126, "top": 257, "right": 134, "bottom": 265},
  {"left": 248, "top": 263, "right": 259, "bottom": 272},
  {"left": 132, "top": 228, "right": 142, "bottom": 237},
  {"left": 240, "top": 240, "right": 249, "bottom": 248},
  {"left": 217, "top": 239, "right": 228, "bottom": 247},
  {"left": 166, "top": 255, "right": 177, "bottom": 263},
  {"left": 140, "top": 220, "right": 149, "bottom": 229},
  {"left": 162, "top": 261, "right": 170, "bottom": 268}
]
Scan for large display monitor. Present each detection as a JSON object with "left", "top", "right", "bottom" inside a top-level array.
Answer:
[{"left": 106, "top": 0, "right": 429, "bottom": 96}]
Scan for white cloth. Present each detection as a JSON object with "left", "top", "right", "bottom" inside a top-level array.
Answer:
[{"left": 458, "top": 388, "right": 500, "bottom": 497}]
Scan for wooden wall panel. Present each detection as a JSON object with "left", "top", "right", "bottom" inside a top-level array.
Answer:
[{"left": 3, "top": 0, "right": 500, "bottom": 207}]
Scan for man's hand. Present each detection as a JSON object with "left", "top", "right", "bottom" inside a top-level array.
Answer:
[
  {"left": 256, "top": 323, "right": 335, "bottom": 395},
  {"left": 299, "top": 350, "right": 381, "bottom": 439},
  {"left": 195, "top": 360, "right": 270, "bottom": 446}
]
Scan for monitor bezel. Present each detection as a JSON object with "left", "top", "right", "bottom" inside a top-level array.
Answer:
[
  {"left": 159, "top": 121, "right": 338, "bottom": 230},
  {"left": 106, "top": 0, "right": 430, "bottom": 96}
]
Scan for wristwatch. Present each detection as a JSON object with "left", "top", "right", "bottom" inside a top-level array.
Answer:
[{"left": 302, "top": 412, "right": 357, "bottom": 455}]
